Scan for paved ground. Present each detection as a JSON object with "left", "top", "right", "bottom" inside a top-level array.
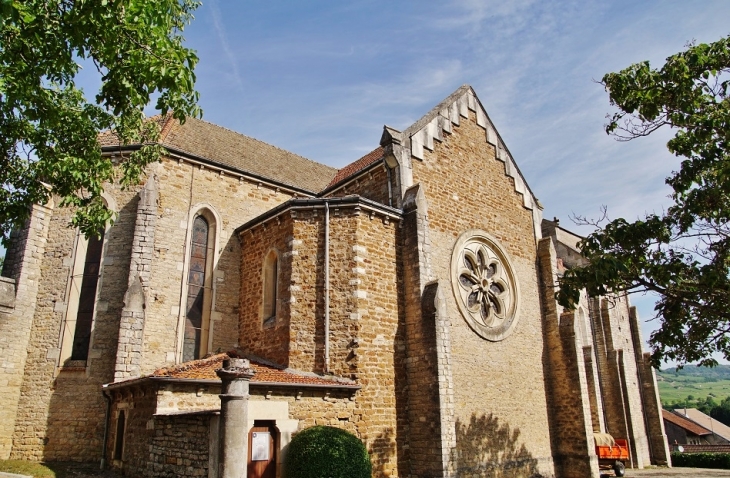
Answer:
[{"left": 619, "top": 468, "right": 730, "bottom": 477}]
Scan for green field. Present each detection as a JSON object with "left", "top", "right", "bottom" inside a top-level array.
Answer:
[{"left": 656, "top": 364, "right": 730, "bottom": 406}]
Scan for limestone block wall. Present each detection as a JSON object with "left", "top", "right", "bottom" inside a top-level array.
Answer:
[
  {"left": 140, "top": 158, "right": 295, "bottom": 374},
  {"left": 148, "top": 414, "right": 211, "bottom": 478},
  {"left": 0, "top": 203, "right": 52, "bottom": 459},
  {"left": 593, "top": 296, "right": 651, "bottom": 467},
  {"left": 9, "top": 186, "right": 137, "bottom": 461},
  {"left": 537, "top": 239, "right": 598, "bottom": 478},
  {"left": 238, "top": 215, "right": 294, "bottom": 366},
  {"left": 239, "top": 198, "right": 403, "bottom": 476},
  {"left": 326, "top": 162, "right": 393, "bottom": 207},
  {"left": 107, "top": 389, "right": 157, "bottom": 477},
  {"left": 410, "top": 110, "right": 555, "bottom": 477}
]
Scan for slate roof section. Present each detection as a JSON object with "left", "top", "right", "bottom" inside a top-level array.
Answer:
[
  {"left": 662, "top": 409, "right": 712, "bottom": 436},
  {"left": 104, "top": 352, "right": 358, "bottom": 390},
  {"left": 324, "top": 147, "right": 384, "bottom": 190},
  {"left": 100, "top": 115, "right": 338, "bottom": 194}
]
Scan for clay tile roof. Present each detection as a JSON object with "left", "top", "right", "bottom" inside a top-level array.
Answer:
[
  {"left": 325, "top": 147, "right": 383, "bottom": 189},
  {"left": 99, "top": 116, "right": 338, "bottom": 193},
  {"left": 662, "top": 409, "right": 712, "bottom": 436},
  {"left": 150, "top": 352, "right": 355, "bottom": 387}
]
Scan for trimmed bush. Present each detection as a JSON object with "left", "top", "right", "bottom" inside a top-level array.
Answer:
[
  {"left": 284, "top": 426, "right": 371, "bottom": 478},
  {"left": 671, "top": 452, "right": 730, "bottom": 469}
]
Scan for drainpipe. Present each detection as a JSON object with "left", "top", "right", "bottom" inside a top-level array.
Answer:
[
  {"left": 100, "top": 389, "right": 112, "bottom": 470},
  {"left": 324, "top": 202, "right": 330, "bottom": 373},
  {"left": 385, "top": 165, "right": 393, "bottom": 208}
]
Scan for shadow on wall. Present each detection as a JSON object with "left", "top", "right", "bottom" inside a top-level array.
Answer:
[
  {"left": 368, "top": 427, "right": 397, "bottom": 477},
  {"left": 456, "top": 413, "right": 544, "bottom": 478}
]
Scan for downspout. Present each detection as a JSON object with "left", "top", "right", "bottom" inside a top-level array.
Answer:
[
  {"left": 386, "top": 165, "right": 393, "bottom": 208},
  {"left": 100, "top": 389, "right": 112, "bottom": 470},
  {"left": 324, "top": 202, "right": 330, "bottom": 373}
]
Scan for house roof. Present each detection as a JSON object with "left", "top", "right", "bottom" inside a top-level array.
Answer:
[
  {"left": 663, "top": 409, "right": 712, "bottom": 436},
  {"left": 100, "top": 116, "right": 338, "bottom": 194},
  {"left": 324, "top": 147, "right": 384, "bottom": 190},
  {"left": 676, "top": 408, "right": 730, "bottom": 441},
  {"left": 104, "top": 352, "right": 358, "bottom": 390}
]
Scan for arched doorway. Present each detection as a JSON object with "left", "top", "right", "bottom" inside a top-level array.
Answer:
[{"left": 248, "top": 420, "right": 278, "bottom": 478}]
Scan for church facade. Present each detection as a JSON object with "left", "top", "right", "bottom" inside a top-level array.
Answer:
[{"left": 0, "top": 85, "right": 669, "bottom": 477}]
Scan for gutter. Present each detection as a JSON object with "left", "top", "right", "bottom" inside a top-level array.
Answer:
[
  {"left": 234, "top": 196, "right": 402, "bottom": 236},
  {"left": 100, "top": 389, "right": 112, "bottom": 470},
  {"left": 102, "top": 376, "right": 361, "bottom": 392}
]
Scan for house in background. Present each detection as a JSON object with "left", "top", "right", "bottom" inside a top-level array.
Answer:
[
  {"left": 663, "top": 409, "right": 714, "bottom": 445},
  {"left": 671, "top": 409, "right": 730, "bottom": 444},
  {"left": 0, "top": 85, "right": 670, "bottom": 478}
]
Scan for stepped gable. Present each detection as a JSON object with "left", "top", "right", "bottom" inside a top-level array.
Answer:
[
  {"left": 100, "top": 116, "right": 339, "bottom": 194},
  {"left": 403, "top": 84, "right": 542, "bottom": 215},
  {"left": 324, "top": 147, "right": 384, "bottom": 190}
]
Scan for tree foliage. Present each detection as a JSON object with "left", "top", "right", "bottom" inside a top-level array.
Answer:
[
  {"left": 557, "top": 36, "right": 730, "bottom": 367},
  {"left": 0, "top": 0, "right": 201, "bottom": 241}
]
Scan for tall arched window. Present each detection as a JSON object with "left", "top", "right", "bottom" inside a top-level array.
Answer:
[
  {"left": 60, "top": 220, "right": 110, "bottom": 368},
  {"left": 262, "top": 250, "right": 278, "bottom": 327},
  {"left": 182, "top": 212, "right": 215, "bottom": 362},
  {"left": 71, "top": 230, "right": 105, "bottom": 360}
]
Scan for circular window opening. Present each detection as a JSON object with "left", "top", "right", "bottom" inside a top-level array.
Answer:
[{"left": 450, "top": 230, "right": 520, "bottom": 341}]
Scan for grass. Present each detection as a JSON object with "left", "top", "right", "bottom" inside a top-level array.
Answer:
[
  {"left": 0, "top": 461, "right": 106, "bottom": 478},
  {"left": 657, "top": 366, "right": 730, "bottom": 405}
]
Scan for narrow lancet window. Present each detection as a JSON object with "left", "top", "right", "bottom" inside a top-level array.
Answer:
[
  {"left": 184, "top": 215, "right": 209, "bottom": 362},
  {"left": 263, "top": 250, "right": 278, "bottom": 327},
  {"left": 71, "top": 230, "right": 104, "bottom": 360}
]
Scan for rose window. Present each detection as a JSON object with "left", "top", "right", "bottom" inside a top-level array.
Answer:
[{"left": 451, "top": 231, "right": 519, "bottom": 341}]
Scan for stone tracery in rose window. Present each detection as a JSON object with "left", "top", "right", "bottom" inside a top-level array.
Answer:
[{"left": 451, "top": 231, "right": 519, "bottom": 341}]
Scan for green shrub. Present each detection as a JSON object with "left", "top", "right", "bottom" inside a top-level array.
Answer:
[
  {"left": 284, "top": 426, "right": 371, "bottom": 478},
  {"left": 671, "top": 452, "right": 730, "bottom": 469}
]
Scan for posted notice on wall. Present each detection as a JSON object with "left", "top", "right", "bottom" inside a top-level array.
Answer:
[{"left": 252, "top": 432, "right": 270, "bottom": 461}]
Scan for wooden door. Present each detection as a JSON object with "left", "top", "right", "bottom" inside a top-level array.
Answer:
[{"left": 248, "top": 421, "right": 277, "bottom": 478}]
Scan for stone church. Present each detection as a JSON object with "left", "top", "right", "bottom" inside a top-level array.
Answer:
[{"left": 0, "top": 85, "right": 670, "bottom": 477}]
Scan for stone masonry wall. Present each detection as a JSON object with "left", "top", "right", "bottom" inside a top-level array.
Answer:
[
  {"left": 115, "top": 178, "right": 158, "bottom": 380},
  {"left": 11, "top": 186, "right": 137, "bottom": 461},
  {"left": 326, "top": 163, "right": 393, "bottom": 207},
  {"left": 537, "top": 239, "right": 598, "bottom": 478},
  {"left": 148, "top": 414, "right": 211, "bottom": 478},
  {"left": 0, "top": 203, "right": 52, "bottom": 459},
  {"left": 141, "top": 159, "right": 295, "bottom": 375},
  {"left": 239, "top": 214, "right": 294, "bottom": 366},
  {"left": 411, "top": 110, "right": 555, "bottom": 476},
  {"left": 240, "top": 201, "right": 403, "bottom": 476},
  {"left": 108, "top": 388, "right": 156, "bottom": 477},
  {"left": 594, "top": 296, "right": 651, "bottom": 467}
]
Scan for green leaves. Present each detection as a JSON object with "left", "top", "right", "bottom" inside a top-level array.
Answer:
[
  {"left": 559, "top": 36, "right": 730, "bottom": 367},
  {"left": 0, "top": 0, "right": 201, "bottom": 242}
]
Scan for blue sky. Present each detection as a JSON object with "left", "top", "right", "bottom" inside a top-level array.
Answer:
[
  {"left": 9, "top": 0, "right": 730, "bottom": 364},
  {"left": 176, "top": 0, "right": 729, "bottom": 364}
]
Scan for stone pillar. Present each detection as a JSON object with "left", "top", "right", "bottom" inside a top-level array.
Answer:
[
  {"left": 538, "top": 238, "right": 598, "bottom": 478},
  {"left": 114, "top": 178, "right": 157, "bottom": 380},
  {"left": 0, "top": 202, "right": 53, "bottom": 459},
  {"left": 216, "top": 358, "right": 255, "bottom": 478},
  {"left": 400, "top": 184, "right": 456, "bottom": 478}
]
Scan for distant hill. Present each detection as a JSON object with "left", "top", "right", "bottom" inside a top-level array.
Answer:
[
  {"left": 659, "top": 364, "right": 730, "bottom": 379},
  {"left": 657, "top": 364, "right": 730, "bottom": 405}
]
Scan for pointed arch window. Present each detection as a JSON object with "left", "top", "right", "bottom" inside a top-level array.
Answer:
[
  {"left": 183, "top": 213, "right": 215, "bottom": 362},
  {"left": 60, "top": 223, "right": 109, "bottom": 368},
  {"left": 71, "top": 230, "right": 105, "bottom": 360},
  {"left": 262, "top": 250, "right": 278, "bottom": 328}
]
